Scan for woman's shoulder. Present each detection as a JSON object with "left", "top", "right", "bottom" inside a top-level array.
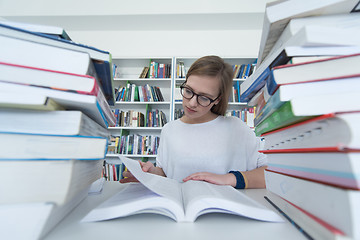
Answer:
[
  {"left": 161, "top": 119, "right": 182, "bottom": 132},
  {"left": 218, "top": 115, "right": 253, "bottom": 132}
]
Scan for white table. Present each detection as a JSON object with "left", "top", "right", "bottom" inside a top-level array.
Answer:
[{"left": 44, "top": 182, "right": 307, "bottom": 240}]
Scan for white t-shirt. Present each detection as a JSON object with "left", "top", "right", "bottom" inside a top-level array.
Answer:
[{"left": 156, "top": 115, "right": 267, "bottom": 182}]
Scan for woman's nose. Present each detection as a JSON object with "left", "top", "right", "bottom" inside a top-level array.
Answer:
[{"left": 188, "top": 95, "right": 198, "bottom": 107}]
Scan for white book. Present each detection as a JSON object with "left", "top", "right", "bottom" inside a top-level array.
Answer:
[
  {"left": 0, "top": 34, "right": 94, "bottom": 76},
  {"left": 0, "top": 202, "right": 54, "bottom": 240},
  {"left": 0, "top": 159, "right": 103, "bottom": 204},
  {"left": 0, "top": 61, "right": 99, "bottom": 93},
  {"left": 81, "top": 156, "right": 283, "bottom": 223},
  {"left": 265, "top": 170, "right": 360, "bottom": 239},
  {"left": 0, "top": 81, "right": 114, "bottom": 128},
  {"left": 269, "top": 13, "right": 360, "bottom": 59},
  {"left": 0, "top": 20, "right": 71, "bottom": 40},
  {"left": 265, "top": 151, "right": 360, "bottom": 190},
  {"left": 0, "top": 187, "right": 89, "bottom": 240},
  {"left": 0, "top": 109, "right": 109, "bottom": 138},
  {"left": 261, "top": 112, "right": 360, "bottom": 150},
  {"left": 257, "top": 0, "right": 358, "bottom": 65},
  {"left": 0, "top": 132, "right": 107, "bottom": 160},
  {"left": 0, "top": 20, "right": 110, "bottom": 61},
  {"left": 0, "top": 93, "right": 63, "bottom": 111},
  {"left": 265, "top": 192, "right": 350, "bottom": 240}
]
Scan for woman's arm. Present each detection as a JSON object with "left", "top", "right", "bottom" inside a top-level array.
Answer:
[
  {"left": 182, "top": 165, "right": 267, "bottom": 189},
  {"left": 119, "top": 161, "right": 166, "bottom": 183}
]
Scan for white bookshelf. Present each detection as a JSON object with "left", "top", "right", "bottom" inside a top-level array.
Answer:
[{"left": 107, "top": 57, "right": 173, "bottom": 165}]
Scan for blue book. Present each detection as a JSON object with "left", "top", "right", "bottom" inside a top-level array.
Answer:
[{"left": 0, "top": 21, "right": 115, "bottom": 105}]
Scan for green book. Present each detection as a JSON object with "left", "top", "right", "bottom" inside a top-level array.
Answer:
[{"left": 255, "top": 101, "right": 315, "bottom": 136}]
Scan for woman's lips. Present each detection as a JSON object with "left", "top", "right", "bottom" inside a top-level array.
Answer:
[{"left": 185, "top": 106, "right": 196, "bottom": 113}]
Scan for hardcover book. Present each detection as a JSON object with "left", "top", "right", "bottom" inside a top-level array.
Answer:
[
  {"left": 265, "top": 151, "right": 360, "bottom": 190},
  {"left": 265, "top": 170, "right": 360, "bottom": 239},
  {"left": 0, "top": 81, "right": 115, "bottom": 128},
  {"left": 0, "top": 21, "right": 115, "bottom": 105},
  {"left": 0, "top": 131, "right": 108, "bottom": 160}
]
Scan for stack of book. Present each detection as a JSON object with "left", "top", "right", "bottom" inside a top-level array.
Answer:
[
  {"left": 240, "top": 1, "right": 360, "bottom": 239},
  {"left": 0, "top": 20, "right": 116, "bottom": 239}
]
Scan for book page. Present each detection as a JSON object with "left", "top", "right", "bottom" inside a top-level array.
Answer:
[
  {"left": 82, "top": 183, "right": 184, "bottom": 222},
  {"left": 120, "top": 156, "right": 183, "bottom": 206},
  {"left": 181, "top": 180, "right": 283, "bottom": 222}
]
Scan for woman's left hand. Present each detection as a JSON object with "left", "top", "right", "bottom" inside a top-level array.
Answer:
[{"left": 183, "top": 172, "right": 236, "bottom": 187}]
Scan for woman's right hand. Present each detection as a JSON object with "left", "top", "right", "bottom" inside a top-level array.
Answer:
[{"left": 119, "top": 161, "right": 156, "bottom": 183}]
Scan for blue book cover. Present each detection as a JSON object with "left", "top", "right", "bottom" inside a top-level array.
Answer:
[{"left": 240, "top": 50, "right": 291, "bottom": 102}]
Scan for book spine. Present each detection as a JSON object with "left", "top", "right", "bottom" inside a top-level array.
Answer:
[{"left": 254, "top": 101, "right": 312, "bottom": 136}]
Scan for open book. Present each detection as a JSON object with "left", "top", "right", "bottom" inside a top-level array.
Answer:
[{"left": 81, "top": 156, "right": 283, "bottom": 223}]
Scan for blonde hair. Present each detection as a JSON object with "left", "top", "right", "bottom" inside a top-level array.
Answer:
[{"left": 186, "top": 56, "right": 233, "bottom": 116}]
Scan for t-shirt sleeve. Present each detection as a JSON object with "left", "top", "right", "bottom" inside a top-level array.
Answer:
[
  {"left": 155, "top": 126, "right": 166, "bottom": 170},
  {"left": 245, "top": 129, "right": 268, "bottom": 170}
]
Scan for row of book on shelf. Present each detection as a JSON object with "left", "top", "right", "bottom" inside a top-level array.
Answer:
[
  {"left": 112, "top": 108, "right": 168, "bottom": 128},
  {"left": 102, "top": 161, "right": 126, "bottom": 181},
  {"left": 115, "top": 83, "right": 165, "bottom": 102},
  {"left": 225, "top": 109, "right": 254, "bottom": 128},
  {"left": 107, "top": 134, "right": 160, "bottom": 156},
  {"left": 242, "top": 1, "right": 360, "bottom": 239},
  {"left": 113, "top": 61, "right": 171, "bottom": 79},
  {"left": 232, "top": 63, "right": 256, "bottom": 79},
  {"left": 0, "top": 20, "right": 117, "bottom": 239},
  {"left": 176, "top": 61, "right": 256, "bottom": 80}
]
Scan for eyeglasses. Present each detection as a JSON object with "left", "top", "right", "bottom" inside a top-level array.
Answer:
[{"left": 180, "top": 85, "right": 220, "bottom": 107}]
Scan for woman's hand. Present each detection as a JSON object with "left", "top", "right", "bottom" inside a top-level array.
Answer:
[
  {"left": 119, "top": 161, "right": 166, "bottom": 183},
  {"left": 119, "top": 161, "right": 155, "bottom": 183},
  {"left": 183, "top": 172, "right": 236, "bottom": 187}
]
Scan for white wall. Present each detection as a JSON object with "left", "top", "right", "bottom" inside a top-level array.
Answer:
[
  {"left": 68, "top": 29, "right": 261, "bottom": 58},
  {"left": 0, "top": 0, "right": 272, "bottom": 58}
]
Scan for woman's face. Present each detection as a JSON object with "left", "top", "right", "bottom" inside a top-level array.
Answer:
[{"left": 181, "top": 74, "right": 221, "bottom": 124}]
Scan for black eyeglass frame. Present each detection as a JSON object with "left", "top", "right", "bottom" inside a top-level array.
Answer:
[{"left": 179, "top": 84, "right": 220, "bottom": 107}]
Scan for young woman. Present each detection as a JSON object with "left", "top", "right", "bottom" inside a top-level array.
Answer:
[{"left": 120, "top": 56, "right": 267, "bottom": 189}]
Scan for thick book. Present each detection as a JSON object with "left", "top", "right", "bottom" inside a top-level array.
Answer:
[
  {"left": 254, "top": 91, "right": 360, "bottom": 136},
  {"left": 0, "top": 93, "right": 64, "bottom": 111},
  {"left": 0, "top": 131, "right": 107, "bottom": 160},
  {"left": 81, "top": 156, "right": 283, "bottom": 223},
  {"left": 268, "top": 13, "right": 360, "bottom": 60},
  {"left": 265, "top": 170, "right": 360, "bottom": 240},
  {"left": 265, "top": 192, "right": 349, "bottom": 240},
  {"left": 257, "top": 0, "right": 358, "bottom": 65},
  {"left": 0, "top": 20, "right": 72, "bottom": 40},
  {"left": 0, "top": 186, "right": 90, "bottom": 240},
  {"left": 0, "top": 159, "right": 103, "bottom": 204},
  {"left": 0, "top": 81, "right": 115, "bottom": 128},
  {"left": 0, "top": 34, "right": 96, "bottom": 80},
  {"left": 264, "top": 151, "right": 360, "bottom": 190},
  {"left": 0, "top": 60, "right": 116, "bottom": 127},
  {"left": 266, "top": 53, "right": 360, "bottom": 96},
  {"left": 254, "top": 74, "right": 360, "bottom": 126},
  {"left": 0, "top": 109, "right": 109, "bottom": 138},
  {"left": 240, "top": 43, "right": 360, "bottom": 103},
  {"left": 0, "top": 21, "right": 115, "bottom": 105},
  {"left": 0, "top": 61, "right": 102, "bottom": 94},
  {"left": 260, "top": 112, "right": 360, "bottom": 151},
  {"left": 0, "top": 202, "right": 54, "bottom": 240}
]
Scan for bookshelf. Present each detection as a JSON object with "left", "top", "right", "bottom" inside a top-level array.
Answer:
[
  {"left": 105, "top": 56, "right": 257, "bottom": 180},
  {"left": 106, "top": 57, "right": 173, "bottom": 172}
]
